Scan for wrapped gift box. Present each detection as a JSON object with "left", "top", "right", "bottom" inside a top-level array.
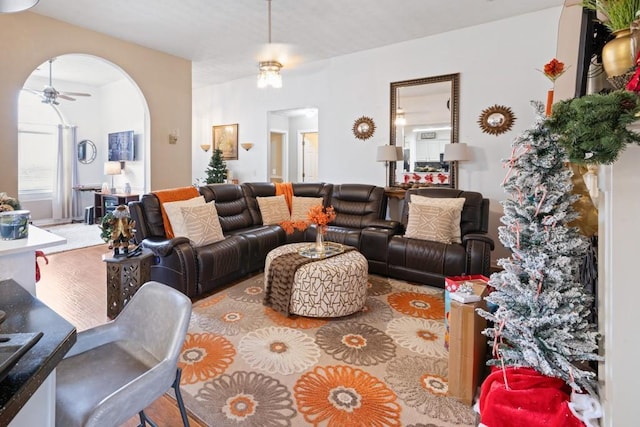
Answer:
[{"left": 444, "top": 275, "right": 490, "bottom": 405}]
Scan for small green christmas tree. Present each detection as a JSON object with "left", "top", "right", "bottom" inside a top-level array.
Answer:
[
  {"left": 205, "top": 148, "right": 228, "bottom": 184},
  {"left": 478, "top": 102, "right": 601, "bottom": 394}
]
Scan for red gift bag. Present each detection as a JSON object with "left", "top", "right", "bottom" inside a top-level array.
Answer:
[{"left": 478, "top": 366, "right": 584, "bottom": 427}]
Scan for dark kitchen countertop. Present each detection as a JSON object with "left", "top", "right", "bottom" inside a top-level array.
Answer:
[{"left": 0, "top": 279, "right": 76, "bottom": 425}]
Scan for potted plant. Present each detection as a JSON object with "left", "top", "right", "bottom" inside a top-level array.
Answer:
[{"left": 582, "top": 0, "right": 640, "bottom": 77}]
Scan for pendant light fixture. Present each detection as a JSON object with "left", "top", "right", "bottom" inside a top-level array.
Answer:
[
  {"left": 257, "top": 0, "right": 283, "bottom": 89},
  {"left": 0, "top": 0, "right": 39, "bottom": 13}
]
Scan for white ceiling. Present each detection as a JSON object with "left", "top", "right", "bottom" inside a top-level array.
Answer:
[{"left": 29, "top": 0, "right": 564, "bottom": 88}]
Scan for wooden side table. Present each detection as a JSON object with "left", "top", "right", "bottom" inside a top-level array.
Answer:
[
  {"left": 102, "top": 248, "right": 153, "bottom": 319},
  {"left": 94, "top": 192, "right": 139, "bottom": 222}
]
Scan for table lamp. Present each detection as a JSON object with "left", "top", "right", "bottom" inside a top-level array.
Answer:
[
  {"left": 377, "top": 145, "right": 404, "bottom": 187},
  {"left": 443, "top": 143, "right": 470, "bottom": 188},
  {"left": 104, "top": 161, "right": 122, "bottom": 194}
]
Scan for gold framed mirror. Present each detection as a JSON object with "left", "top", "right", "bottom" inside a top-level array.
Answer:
[
  {"left": 478, "top": 104, "right": 515, "bottom": 136},
  {"left": 353, "top": 116, "right": 375, "bottom": 140},
  {"left": 390, "top": 73, "right": 460, "bottom": 188}
]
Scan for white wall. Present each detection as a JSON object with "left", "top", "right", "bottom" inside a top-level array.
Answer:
[
  {"left": 99, "top": 78, "right": 145, "bottom": 194},
  {"left": 193, "top": 7, "right": 562, "bottom": 261}
]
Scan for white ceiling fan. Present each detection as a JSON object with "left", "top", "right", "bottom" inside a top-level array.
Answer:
[{"left": 29, "top": 58, "right": 92, "bottom": 105}]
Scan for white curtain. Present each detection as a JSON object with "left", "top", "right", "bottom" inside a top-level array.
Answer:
[{"left": 52, "top": 125, "right": 77, "bottom": 220}]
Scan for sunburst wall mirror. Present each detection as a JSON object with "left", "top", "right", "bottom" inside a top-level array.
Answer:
[
  {"left": 353, "top": 116, "right": 375, "bottom": 140},
  {"left": 478, "top": 104, "right": 516, "bottom": 136}
]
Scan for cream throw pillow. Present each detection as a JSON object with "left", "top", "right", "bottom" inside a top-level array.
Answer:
[
  {"left": 405, "top": 203, "right": 457, "bottom": 244},
  {"left": 290, "top": 196, "right": 324, "bottom": 221},
  {"left": 410, "top": 195, "right": 465, "bottom": 243},
  {"left": 257, "top": 195, "right": 291, "bottom": 225},
  {"left": 163, "top": 196, "right": 206, "bottom": 237},
  {"left": 180, "top": 202, "right": 225, "bottom": 247}
]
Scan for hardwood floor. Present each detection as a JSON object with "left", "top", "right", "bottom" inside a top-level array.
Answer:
[{"left": 36, "top": 244, "right": 206, "bottom": 427}]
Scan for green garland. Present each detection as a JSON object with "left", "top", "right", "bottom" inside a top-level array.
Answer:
[
  {"left": 546, "top": 90, "right": 640, "bottom": 164},
  {"left": 99, "top": 212, "right": 115, "bottom": 243}
]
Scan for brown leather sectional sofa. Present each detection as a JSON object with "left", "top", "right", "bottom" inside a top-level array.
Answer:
[{"left": 129, "top": 182, "right": 494, "bottom": 298}]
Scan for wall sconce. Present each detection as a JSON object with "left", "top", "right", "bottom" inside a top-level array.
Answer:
[
  {"left": 200, "top": 143, "right": 211, "bottom": 152},
  {"left": 241, "top": 142, "right": 254, "bottom": 151},
  {"left": 169, "top": 129, "right": 179, "bottom": 144}
]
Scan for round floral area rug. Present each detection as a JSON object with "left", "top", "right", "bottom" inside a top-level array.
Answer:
[{"left": 178, "top": 274, "right": 476, "bottom": 427}]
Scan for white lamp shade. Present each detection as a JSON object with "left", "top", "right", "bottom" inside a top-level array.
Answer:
[
  {"left": 104, "top": 161, "right": 122, "bottom": 176},
  {"left": 0, "top": 0, "right": 38, "bottom": 13},
  {"left": 376, "top": 145, "right": 402, "bottom": 162},
  {"left": 443, "top": 143, "right": 470, "bottom": 162}
]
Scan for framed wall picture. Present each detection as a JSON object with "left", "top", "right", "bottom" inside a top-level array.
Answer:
[
  {"left": 212, "top": 123, "right": 239, "bottom": 160},
  {"left": 420, "top": 131, "right": 437, "bottom": 139}
]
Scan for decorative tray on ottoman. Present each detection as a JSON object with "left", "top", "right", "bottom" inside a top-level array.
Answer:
[{"left": 298, "top": 242, "right": 344, "bottom": 259}]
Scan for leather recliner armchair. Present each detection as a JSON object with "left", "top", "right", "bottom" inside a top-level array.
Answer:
[{"left": 387, "top": 188, "right": 494, "bottom": 287}]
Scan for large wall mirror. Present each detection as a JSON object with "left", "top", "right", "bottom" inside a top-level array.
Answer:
[{"left": 390, "top": 73, "right": 460, "bottom": 188}]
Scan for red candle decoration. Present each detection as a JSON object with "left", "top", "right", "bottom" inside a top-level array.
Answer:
[{"left": 539, "top": 58, "right": 567, "bottom": 117}]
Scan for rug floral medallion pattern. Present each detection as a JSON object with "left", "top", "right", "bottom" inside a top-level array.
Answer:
[{"left": 178, "top": 273, "right": 476, "bottom": 426}]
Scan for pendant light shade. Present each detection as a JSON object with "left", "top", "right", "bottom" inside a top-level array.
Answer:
[
  {"left": 0, "top": 0, "right": 39, "bottom": 13},
  {"left": 258, "top": 0, "right": 283, "bottom": 89},
  {"left": 257, "top": 60, "right": 283, "bottom": 88}
]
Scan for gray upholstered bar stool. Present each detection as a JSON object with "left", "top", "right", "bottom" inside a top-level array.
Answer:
[{"left": 55, "top": 281, "right": 192, "bottom": 427}]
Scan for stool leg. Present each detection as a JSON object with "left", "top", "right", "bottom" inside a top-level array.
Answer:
[
  {"left": 173, "top": 368, "right": 190, "bottom": 427},
  {"left": 138, "top": 410, "right": 158, "bottom": 427}
]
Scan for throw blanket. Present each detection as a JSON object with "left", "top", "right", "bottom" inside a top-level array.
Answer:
[
  {"left": 264, "top": 246, "right": 354, "bottom": 316},
  {"left": 153, "top": 186, "right": 199, "bottom": 238},
  {"left": 275, "top": 182, "right": 293, "bottom": 212}
]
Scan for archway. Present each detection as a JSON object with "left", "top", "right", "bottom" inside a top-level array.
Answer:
[{"left": 19, "top": 54, "right": 149, "bottom": 223}]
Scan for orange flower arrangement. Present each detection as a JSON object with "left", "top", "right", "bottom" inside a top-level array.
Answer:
[
  {"left": 307, "top": 205, "right": 335, "bottom": 234},
  {"left": 540, "top": 58, "right": 567, "bottom": 83},
  {"left": 279, "top": 205, "right": 336, "bottom": 235}
]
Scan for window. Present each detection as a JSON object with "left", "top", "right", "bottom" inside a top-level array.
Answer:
[{"left": 18, "top": 125, "right": 57, "bottom": 196}]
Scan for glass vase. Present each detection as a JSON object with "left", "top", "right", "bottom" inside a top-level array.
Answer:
[{"left": 315, "top": 227, "right": 325, "bottom": 255}]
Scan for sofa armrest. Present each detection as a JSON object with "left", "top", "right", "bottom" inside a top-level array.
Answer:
[
  {"left": 143, "top": 236, "right": 192, "bottom": 257},
  {"left": 367, "top": 219, "right": 402, "bottom": 233},
  {"left": 462, "top": 233, "right": 495, "bottom": 250},
  {"left": 462, "top": 233, "right": 495, "bottom": 276},
  {"left": 360, "top": 227, "right": 397, "bottom": 263},
  {"left": 140, "top": 236, "right": 198, "bottom": 297}
]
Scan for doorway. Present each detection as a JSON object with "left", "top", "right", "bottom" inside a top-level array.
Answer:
[
  {"left": 19, "top": 54, "right": 148, "bottom": 223},
  {"left": 267, "top": 107, "right": 318, "bottom": 183},
  {"left": 269, "top": 131, "right": 287, "bottom": 183}
]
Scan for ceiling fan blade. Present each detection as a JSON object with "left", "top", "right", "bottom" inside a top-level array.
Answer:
[
  {"left": 257, "top": 42, "right": 295, "bottom": 65},
  {"left": 61, "top": 91, "right": 91, "bottom": 97},
  {"left": 57, "top": 94, "right": 76, "bottom": 101},
  {"left": 21, "top": 88, "right": 43, "bottom": 96}
]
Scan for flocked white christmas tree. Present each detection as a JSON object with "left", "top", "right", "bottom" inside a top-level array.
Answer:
[{"left": 478, "top": 102, "right": 600, "bottom": 393}]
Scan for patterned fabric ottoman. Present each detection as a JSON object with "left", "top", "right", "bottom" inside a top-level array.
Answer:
[{"left": 264, "top": 243, "right": 368, "bottom": 317}]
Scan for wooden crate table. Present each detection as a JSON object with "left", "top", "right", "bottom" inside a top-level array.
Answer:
[
  {"left": 445, "top": 277, "right": 490, "bottom": 405},
  {"left": 102, "top": 248, "right": 153, "bottom": 319}
]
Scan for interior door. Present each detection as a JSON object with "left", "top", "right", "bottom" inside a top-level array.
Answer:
[
  {"left": 269, "top": 131, "right": 286, "bottom": 183},
  {"left": 300, "top": 132, "right": 318, "bottom": 182}
]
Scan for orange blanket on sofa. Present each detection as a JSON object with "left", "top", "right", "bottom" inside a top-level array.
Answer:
[
  {"left": 152, "top": 186, "right": 200, "bottom": 238},
  {"left": 275, "top": 182, "right": 293, "bottom": 211}
]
